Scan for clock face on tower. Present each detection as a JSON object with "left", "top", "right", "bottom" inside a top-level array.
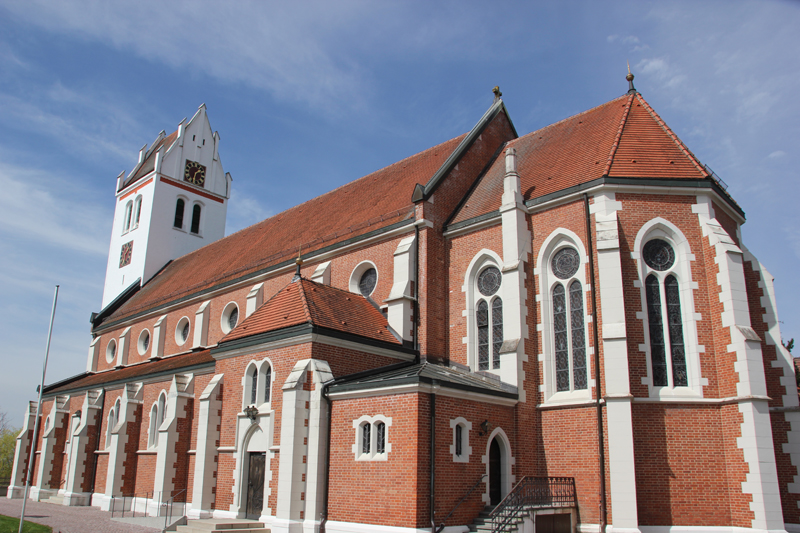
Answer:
[{"left": 184, "top": 160, "right": 206, "bottom": 187}]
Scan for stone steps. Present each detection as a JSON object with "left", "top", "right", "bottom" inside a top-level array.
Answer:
[
  {"left": 176, "top": 519, "right": 269, "bottom": 533},
  {"left": 42, "top": 494, "right": 64, "bottom": 506}
]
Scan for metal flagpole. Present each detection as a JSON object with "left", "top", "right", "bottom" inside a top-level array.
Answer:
[{"left": 18, "top": 285, "right": 59, "bottom": 533}]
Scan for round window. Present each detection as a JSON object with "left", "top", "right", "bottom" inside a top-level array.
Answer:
[
  {"left": 551, "top": 247, "right": 580, "bottom": 280},
  {"left": 477, "top": 266, "right": 501, "bottom": 296},
  {"left": 359, "top": 268, "right": 377, "bottom": 297},
  {"left": 642, "top": 239, "right": 675, "bottom": 271},
  {"left": 221, "top": 303, "right": 240, "bottom": 334},
  {"left": 175, "top": 317, "right": 191, "bottom": 346},
  {"left": 138, "top": 330, "right": 151, "bottom": 355},
  {"left": 106, "top": 339, "right": 117, "bottom": 363},
  {"left": 228, "top": 306, "right": 239, "bottom": 330}
]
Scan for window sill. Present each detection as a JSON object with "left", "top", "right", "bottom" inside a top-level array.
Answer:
[
  {"left": 136, "top": 449, "right": 158, "bottom": 455},
  {"left": 355, "top": 453, "right": 388, "bottom": 462}
]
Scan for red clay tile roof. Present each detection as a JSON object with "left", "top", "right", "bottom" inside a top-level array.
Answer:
[
  {"left": 451, "top": 93, "right": 709, "bottom": 225},
  {"left": 44, "top": 349, "right": 214, "bottom": 395},
  {"left": 221, "top": 278, "right": 400, "bottom": 345},
  {"left": 99, "top": 134, "right": 466, "bottom": 326},
  {"left": 122, "top": 130, "right": 179, "bottom": 190}
]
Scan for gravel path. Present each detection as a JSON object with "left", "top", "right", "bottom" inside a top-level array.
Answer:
[{"left": 0, "top": 498, "right": 160, "bottom": 533}]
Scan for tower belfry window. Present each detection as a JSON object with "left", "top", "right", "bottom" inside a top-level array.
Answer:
[
  {"left": 174, "top": 199, "right": 185, "bottom": 229},
  {"left": 191, "top": 204, "right": 201, "bottom": 234}
]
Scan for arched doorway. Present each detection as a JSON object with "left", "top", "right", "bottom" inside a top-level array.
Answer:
[
  {"left": 489, "top": 437, "right": 502, "bottom": 505},
  {"left": 241, "top": 426, "right": 267, "bottom": 520}
]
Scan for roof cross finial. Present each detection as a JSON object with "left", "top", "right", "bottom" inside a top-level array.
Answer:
[
  {"left": 626, "top": 61, "right": 637, "bottom": 94},
  {"left": 493, "top": 86, "right": 502, "bottom": 102}
]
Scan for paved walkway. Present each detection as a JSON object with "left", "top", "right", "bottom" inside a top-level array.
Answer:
[{"left": 0, "top": 498, "right": 160, "bottom": 533}]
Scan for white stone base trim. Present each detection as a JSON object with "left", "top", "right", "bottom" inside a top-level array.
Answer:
[
  {"left": 6, "top": 485, "right": 26, "bottom": 499},
  {"left": 61, "top": 491, "right": 92, "bottom": 506},
  {"left": 211, "top": 509, "right": 241, "bottom": 519},
  {"left": 324, "top": 520, "right": 468, "bottom": 533},
  {"left": 186, "top": 507, "right": 214, "bottom": 519},
  {"left": 639, "top": 527, "right": 788, "bottom": 533}
]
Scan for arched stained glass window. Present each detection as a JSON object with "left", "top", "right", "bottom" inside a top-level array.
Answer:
[
  {"left": 362, "top": 423, "right": 371, "bottom": 454},
  {"left": 264, "top": 366, "right": 272, "bottom": 403},
  {"left": 174, "top": 199, "right": 185, "bottom": 229},
  {"left": 570, "top": 280, "right": 587, "bottom": 390},
  {"left": 646, "top": 275, "right": 668, "bottom": 386},
  {"left": 478, "top": 267, "right": 501, "bottom": 296},
  {"left": 553, "top": 283, "right": 569, "bottom": 391},
  {"left": 477, "top": 300, "right": 489, "bottom": 371},
  {"left": 492, "top": 298, "right": 503, "bottom": 369},
  {"left": 190, "top": 204, "right": 201, "bottom": 234},
  {"left": 250, "top": 366, "right": 258, "bottom": 405},
  {"left": 665, "top": 275, "right": 687, "bottom": 386},
  {"left": 376, "top": 422, "right": 386, "bottom": 454},
  {"left": 455, "top": 424, "right": 463, "bottom": 456}
]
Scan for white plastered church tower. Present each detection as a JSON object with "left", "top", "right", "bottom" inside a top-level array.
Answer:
[{"left": 101, "top": 104, "right": 231, "bottom": 309}]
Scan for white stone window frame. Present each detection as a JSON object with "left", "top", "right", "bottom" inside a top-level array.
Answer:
[
  {"left": 173, "top": 195, "right": 188, "bottom": 232},
  {"left": 633, "top": 218, "right": 704, "bottom": 398},
  {"left": 122, "top": 200, "right": 133, "bottom": 234},
  {"left": 175, "top": 316, "right": 191, "bottom": 346},
  {"left": 132, "top": 194, "right": 143, "bottom": 230},
  {"left": 352, "top": 414, "right": 392, "bottom": 461},
  {"left": 147, "top": 402, "right": 159, "bottom": 448},
  {"left": 106, "top": 398, "right": 120, "bottom": 449},
  {"left": 189, "top": 200, "right": 205, "bottom": 237},
  {"left": 147, "top": 389, "right": 168, "bottom": 448},
  {"left": 221, "top": 301, "right": 240, "bottom": 335},
  {"left": 349, "top": 260, "right": 378, "bottom": 297},
  {"left": 241, "top": 359, "right": 275, "bottom": 413},
  {"left": 536, "top": 230, "right": 593, "bottom": 404},
  {"left": 481, "top": 426, "right": 515, "bottom": 504},
  {"left": 463, "top": 250, "right": 505, "bottom": 375},
  {"left": 105, "top": 338, "right": 117, "bottom": 364},
  {"left": 449, "top": 417, "right": 472, "bottom": 463},
  {"left": 137, "top": 328, "right": 151, "bottom": 356}
]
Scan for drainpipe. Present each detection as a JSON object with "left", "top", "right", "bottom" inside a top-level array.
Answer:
[
  {"left": 584, "top": 193, "right": 606, "bottom": 532},
  {"left": 414, "top": 224, "right": 420, "bottom": 356},
  {"left": 430, "top": 390, "right": 437, "bottom": 533}
]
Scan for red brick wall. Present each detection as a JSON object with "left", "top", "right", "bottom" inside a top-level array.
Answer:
[{"left": 329, "top": 393, "right": 426, "bottom": 527}]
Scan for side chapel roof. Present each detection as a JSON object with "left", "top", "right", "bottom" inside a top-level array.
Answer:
[
  {"left": 451, "top": 92, "right": 711, "bottom": 225},
  {"left": 220, "top": 277, "right": 401, "bottom": 346}
]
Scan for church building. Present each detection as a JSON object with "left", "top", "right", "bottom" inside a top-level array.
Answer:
[{"left": 7, "top": 76, "right": 799, "bottom": 533}]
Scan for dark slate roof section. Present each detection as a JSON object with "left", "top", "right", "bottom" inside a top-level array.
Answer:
[
  {"left": 327, "top": 362, "right": 518, "bottom": 400},
  {"left": 43, "top": 349, "right": 215, "bottom": 396},
  {"left": 412, "top": 98, "right": 518, "bottom": 202}
]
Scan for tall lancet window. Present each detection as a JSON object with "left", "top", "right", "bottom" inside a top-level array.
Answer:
[
  {"left": 476, "top": 266, "right": 503, "bottom": 371},
  {"left": 643, "top": 239, "right": 688, "bottom": 387},
  {"left": 250, "top": 366, "right": 258, "bottom": 405},
  {"left": 551, "top": 247, "right": 587, "bottom": 392}
]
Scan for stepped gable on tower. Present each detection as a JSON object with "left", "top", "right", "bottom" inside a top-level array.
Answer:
[
  {"left": 451, "top": 92, "right": 719, "bottom": 226},
  {"left": 93, "top": 134, "right": 467, "bottom": 329}
]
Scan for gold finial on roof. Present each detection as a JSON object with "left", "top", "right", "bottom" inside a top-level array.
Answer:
[
  {"left": 493, "top": 86, "right": 502, "bottom": 101},
  {"left": 626, "top": 61, "right": 636, "bottom": 93}
]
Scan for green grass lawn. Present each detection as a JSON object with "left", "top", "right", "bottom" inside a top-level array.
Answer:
[{"left": 0, "top": 514, "right": 52, "bottom": 533}]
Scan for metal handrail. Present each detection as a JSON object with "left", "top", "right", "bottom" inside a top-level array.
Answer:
[
  {"left": 490, "top": 476, "right": 576, "bottom": 533},
  {"left": 435, "top": 474, "right": 487, "bottom": 533},
  {"left": 164, "top": 488, "right": 188, "bottom": 530},
  {"left": 110, "top": 491, "right": 153, "bottom": 518}
]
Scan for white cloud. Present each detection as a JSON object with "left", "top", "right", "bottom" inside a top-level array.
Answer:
[
  {"left": 226, "top": 189, "right": 274, "bottom": 236},
  {"left": 768, "top": 150, "right": 786, "bottom": 159},
  {"left": 0, "top": 162, "right": 111, "bottom": 256}
]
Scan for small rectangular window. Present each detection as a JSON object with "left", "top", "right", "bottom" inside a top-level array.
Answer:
[
  {"left": 455, "top": 424, "right": 462, "bottom": 456},
  {"left": 362, "top": 423, "right": 371, "bottom": 454},
  {"left": 376, "top": 422, "right": 385, "bottom": 454}
]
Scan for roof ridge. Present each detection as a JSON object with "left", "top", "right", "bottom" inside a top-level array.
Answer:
[
  {"left": 603, "top": 93, "right": 635, "bottom": 176},
  {"left": 634, "top": 93, "right": 708, "bottom": 177},
  {"left": 516, "top": 94, "right": 630, "bottom": 143},
  {"left": 296, "top": 279, "right": 313, "bottom": 324}
]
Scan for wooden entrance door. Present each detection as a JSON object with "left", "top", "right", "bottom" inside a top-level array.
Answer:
[
  {"left": 246, "top": 452, "right": 266, "bottom": 520},
  {"left": 489, "top": 438, "right": 502, "bottom": 505}
]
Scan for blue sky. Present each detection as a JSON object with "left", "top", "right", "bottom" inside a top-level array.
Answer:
[{"left": 1, "top": 0, "right": 798, "bottom": 425}]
